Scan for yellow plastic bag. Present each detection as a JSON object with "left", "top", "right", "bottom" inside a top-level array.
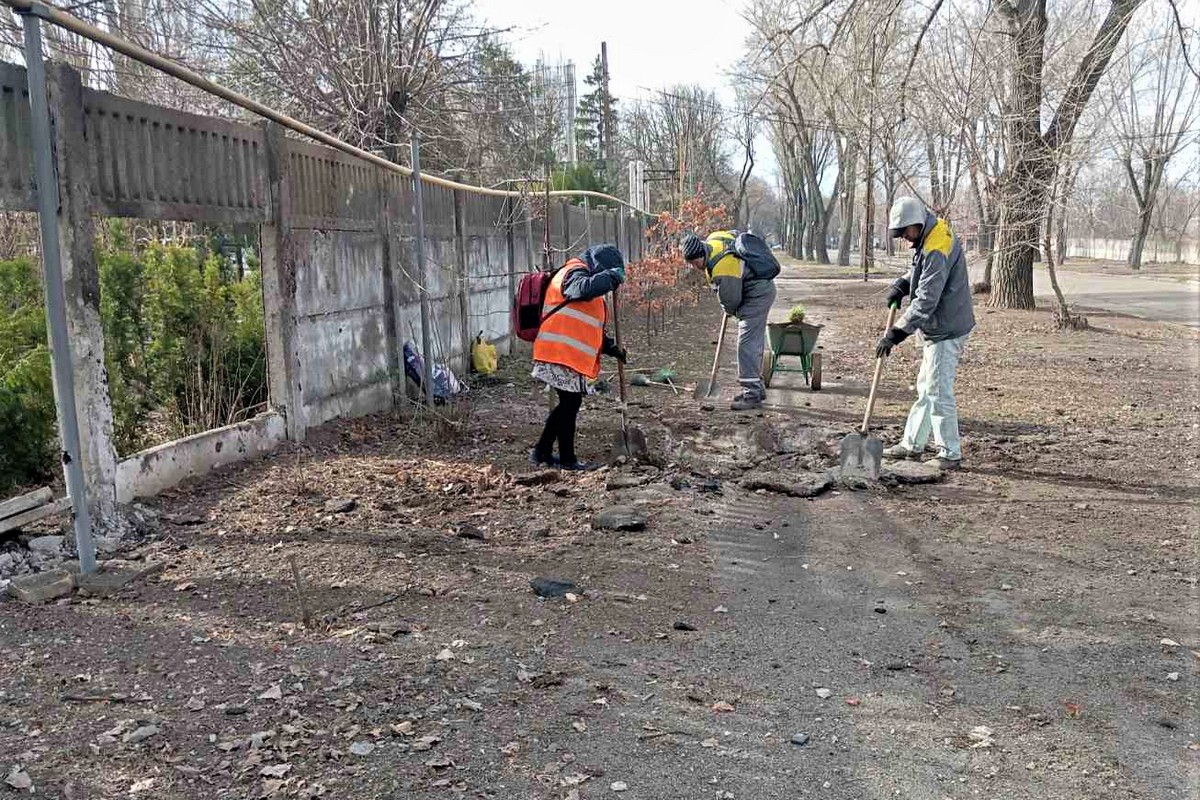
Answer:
[{"left": 471, "top": 333, "right": 497, "bottom": 375}]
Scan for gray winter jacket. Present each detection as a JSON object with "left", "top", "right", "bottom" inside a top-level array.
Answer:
[{"left": 892, "top": 212, "right": 975, "bottom": 342}]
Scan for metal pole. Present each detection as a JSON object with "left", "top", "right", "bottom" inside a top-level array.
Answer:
[
  {"left": 410, "top": 134, "right": 435, "bottom": 407},
  {"left": 21, "top": 8, "right": 96, "bottom": 574}
]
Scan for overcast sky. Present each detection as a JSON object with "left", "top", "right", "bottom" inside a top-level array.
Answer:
[{"left": 470, "top": 0, "right": 781, "bottom": 182}]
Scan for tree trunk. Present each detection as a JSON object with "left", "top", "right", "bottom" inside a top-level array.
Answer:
[
  {"left": 991, "top": 216, "right": 1038, "bottom": 310},
  {"left": 812, "top": 199, "right": 832, "bottom": 264},
  {"left": 884, "top": 166, "right": 897, "bottom": 257},
  {"left": 990, "top": 0, "right": 1049, "bottom": 310},
  {"left": 793, "top": 184, "right": 806, "bottom": 260},
  {"left": 1128, "top": 206, "right": 1152, "bottom": 271},
  {"left": 926, "top": 134, "right": 943, "bottom": 211},
  {"left": 837, "top": 145, "right": 858, "bottom": 267}
]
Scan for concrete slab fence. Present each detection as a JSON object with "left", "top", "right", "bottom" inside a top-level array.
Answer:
[{"left": 0, "top": 59, "right": 646, "bottom": 526}]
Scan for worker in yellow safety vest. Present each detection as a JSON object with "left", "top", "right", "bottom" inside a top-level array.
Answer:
[{"left": 682, "top": 230, "right": 778, "bottom": 410}]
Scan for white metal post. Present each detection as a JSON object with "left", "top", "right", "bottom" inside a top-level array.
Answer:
[{"left": 21, "top": 6, "right": 96, "bottom": 573}]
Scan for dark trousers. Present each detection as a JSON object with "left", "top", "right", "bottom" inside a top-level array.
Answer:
[{"left": 536, "top": 389, "right": 583, "bottom": 463}]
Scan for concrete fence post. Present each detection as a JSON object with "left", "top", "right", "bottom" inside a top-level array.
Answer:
[
  {"left": 378, "top": 171, "right": 403, "bottom": 405},
  {"left": 452, "top": 188, "right": 470, "bottom": 370},
  {"left": 260, "top": 122, "right": 306, "bottom": 440},
  {"left": 44, "top": 61, "right": 120, "bottom": 534}
]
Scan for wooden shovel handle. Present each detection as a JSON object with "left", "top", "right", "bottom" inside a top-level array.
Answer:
[
  {"left": 612, "top": 288, "right": 628, "bottom": 406},
  {"left": 860, "top": 305, "right": 899, "bottom": 435},
  {"left": 707, "top": 313, "right": 730, "bottom": 387}
]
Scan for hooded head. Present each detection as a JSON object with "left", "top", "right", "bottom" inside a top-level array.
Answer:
[
  {"left": 581, "top": 244, "right": 625, "bottom": 273},
  {"left": 888, "top": 197, "right": 927, "bottom": 247}
]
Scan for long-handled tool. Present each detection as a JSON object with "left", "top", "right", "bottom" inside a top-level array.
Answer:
[
  {"left": 838, "top": 304, "right": 899, "bottom": 480},
  {"left": 611, "top": 288, "right": 648, "bottom": 460},
  {"left": 631, "top": 373, "right": 679, "bottom": 394},
  {"left": 694, "top": 313, "right": 730, "bottom": 399}
]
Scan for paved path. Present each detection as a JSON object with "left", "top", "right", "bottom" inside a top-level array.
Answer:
[{"left": 980, "top": 266, "right": 1200, "bottom": 328}]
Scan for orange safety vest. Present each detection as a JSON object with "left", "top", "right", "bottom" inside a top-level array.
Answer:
[{"left": 532, "top": 259, "right": 607, "bottom": 379}]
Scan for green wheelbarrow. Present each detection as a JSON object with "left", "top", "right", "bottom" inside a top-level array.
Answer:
[{"left": 763, "top": 320, "right": 823, "bottom": 390}]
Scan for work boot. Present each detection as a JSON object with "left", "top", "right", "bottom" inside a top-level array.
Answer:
[
  {"left": 559, "top": 460, "right": 601, "bottom": 472},
  {"left": 730, "top": 392, "right": 764, "bottom": 411},
  {"left": 882, "top": 444, "right": 920, "bottom": 460},
  {"left": 923, "top": 455, "right": 962, "bottom": 471}
]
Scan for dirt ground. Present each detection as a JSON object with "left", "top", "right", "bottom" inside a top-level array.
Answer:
[{"left": 1, "top": 264, "right": 1197, "bottom": 800}]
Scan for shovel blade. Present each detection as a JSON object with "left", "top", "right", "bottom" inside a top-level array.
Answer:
[
  {"left": 693, "top": 380, "right": 719, "bottom": 400},
  {"left": 839, "top": 432, "right": 883, "bottom": 481},
  {"left": 612, "top": 426, "right": 649, "bottom": 461}
]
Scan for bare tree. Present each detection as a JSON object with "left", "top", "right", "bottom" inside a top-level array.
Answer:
[
  {"left": 989, "top": 0, "right": 1144, "bottom": 309},
  {"left": 1107, "top": 15, "right": 1200, "bottom": 269}
]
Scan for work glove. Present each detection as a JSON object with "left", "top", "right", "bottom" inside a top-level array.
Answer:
[
  {"left": 885, "top": 279, "right": 910, "bottom": 307},
  {"left": 608, "top": 266, "right": 626, "bottom": 286},
  {"left": 601, "top": 336, "right": 627, "bottom": 363},
  {"left": 874, "top": 327, "right": 909, "bottom": 359}
]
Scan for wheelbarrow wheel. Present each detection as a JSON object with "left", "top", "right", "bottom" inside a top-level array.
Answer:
[
  {"left": 762, "top": 350, "right": 775, "bottom": 388},
  {"left": 811, "top": 352, "right": 822, "bottom": 391}
]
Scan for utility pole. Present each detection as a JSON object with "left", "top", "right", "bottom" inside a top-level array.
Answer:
[
  {"left": 600, "top": 42, "right": 612, "bottom": 175},
  {"left": 565, "top": 61, "right": 578, "bottom": 166}
]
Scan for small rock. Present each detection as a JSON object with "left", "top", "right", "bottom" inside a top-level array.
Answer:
[
  {"left": 611, "top": 781, "right": 628, "bottom": 792},
  {"left": 790, "top": 732, "right": 810, "bottom": 746},
  {"left": 6, "top": 569, "right": 74, "bottom": 603},
  {"left": 76, "top": 566, "right": 139, "bottom": 597},
  {"left": 26, "top": 535, "right": 64, "bottom": 555},
  {"left": 1160, "top": 638, "right": 1181, "bottom": 647},
  {"left": 1167, "top": 672, "right": 1180, "bottom": 681},
  {"left": 740, "top": 471, "right": 832, "bottom": 498},
  {"left": 711, "top": 700, "right": 735, "bottom": 713},
  {"left": 882, "top": 460, "right": 942, "bottom": 485},
  {"left": 591, "top": 506, "right": 647, "bottom": 531},
  {"left": 530, "top": 577, "right": 579, "bottom": 598},
  {"left": 606, "top": 474, "right": 651, "bottom": 491},
  {"left": 454, "top": 524, "right": 486, "bottom": 541},
  {"left": 122, "top": 724, "right": 159, "bottom": 744},
  {"left": 367, "top": 621, "right": 412, "bottom": 638},
  {"left": 435, "top": 648, "right": 456, "bottom": 661},
  {"left": 874, "top": 606, "right": 887, "bottom": 614},
  {"left": 713, "top": 605, "right": 728, "bottom": 614},
  {"left": 223, "top": 705, "right": 249, "bottom": 716},
  {"left": 6, "top": 768, "right": 32, "bottom": 791},
  {"left": 1001, "top": 583, "right": 1014, "bottom": 591},
  {"left": 673, "top": 621, "right": 697, "bottom": 632},
  {"left": 324, "top": 496, "right": 357, "bottom": 514},
  {"left": 257, "top": 684, "right": 283, "bottom": 701},
  {"left": 350, "top": 740, "right": 375, "bottom": 756},
  {"left": 514, "top": 469, "right": 559, "bottom": 486},
  {"left": 846, "top": 697, "right": 861, "bottom": 707},
  {"left": 815, "top": 688, "right": 832, "bottom": 699}
]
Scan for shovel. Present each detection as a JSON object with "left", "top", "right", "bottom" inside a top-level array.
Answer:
[
  {"left": 611, "top": 288, "right": 648, "bottom": 460},
  {"left": 694, "top": 313, "right": 730, "bottom": 399},
  {"left": 839, "top": 304, "right": 899, "bottom": 480}
]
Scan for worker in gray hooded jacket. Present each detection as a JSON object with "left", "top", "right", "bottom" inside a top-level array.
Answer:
[{"left": 876, "top": 197, "right": 975, "bottom": 469}]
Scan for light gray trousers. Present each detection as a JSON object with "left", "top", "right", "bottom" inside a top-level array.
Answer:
[{"left": 735, "top": 281, "right": 776, "bottom": 398}]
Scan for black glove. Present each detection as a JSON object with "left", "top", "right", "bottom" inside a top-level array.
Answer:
[
  {"left": 601, "top": 336, "right": 627, "bottom": 363},
  {"left": 874, "top": 327, "right": 909, "bottom": 358},
  {"left": 885, "top": 279, "right": 910, "bottom": 308}
]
